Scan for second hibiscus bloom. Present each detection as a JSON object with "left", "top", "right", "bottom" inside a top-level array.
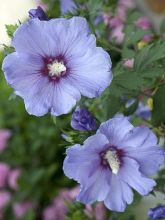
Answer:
[{"left": 63, "top": 115, "right": 164, "bottom": 212}]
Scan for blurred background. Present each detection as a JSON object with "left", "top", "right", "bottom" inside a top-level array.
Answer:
[
  {"left": 0, "top": 0, "right": 37, "bottom": 50},
  {"left": 0, "top": 0, "right": 165, "bottom": 220}
]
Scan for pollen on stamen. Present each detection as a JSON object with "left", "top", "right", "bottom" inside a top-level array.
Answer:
[
  {"left": 104, "top": 150, "right": 120, "bottom": 174},
  {"left": 47, "top": 61, "right": 66, "bottom": 77}
]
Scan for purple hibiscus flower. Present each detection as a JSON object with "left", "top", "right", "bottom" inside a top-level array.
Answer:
[
  {"left": 2, "top": 17, "right": 112, "bottom": 116},
  {"left": 63, "top": 115, "right": 164, "bottom": 212},
  {"left": 148, "top": 205, "right": 165, "bottom": 219},
  {"left": 71, "top": 107, "right": 98, "bottom": 131}
]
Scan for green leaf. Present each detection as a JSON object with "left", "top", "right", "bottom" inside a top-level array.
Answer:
[
  {"left": 152, "top": 85, "right": 165, "bottom": 126},
  {"left": 124, "top": 100, "right": 138, "bottom": 116},
  {"left": 124, "top": 25, "right": 149, "bottom": 45},
  {"left": 109, "top": 67, "right": 164, "bottom": 98},
  {"left": 5, "top": 24, "right": 18, "bottom": 38},
  {"left": 30, "top": 169, "right": 45, "bottom": 184},
  {"left": 138, "top": 67, "right": 165, "bottom": 87},
  {"left": 155, "top": 168, "right": 165, "bottom": 194},
  {"left": 87, "top": 0, "right": 102, "bottom": 14},
  {"left": 109, "top": 71, "right": 142, "bottom": 97},
  {"left": 62, "top": 130, "right": 92, "bottom": 146},
  {"left": 105, "top": 95, "right": 122, "bottom": 119},
  {"left": 122, "top": 47, "right": 135, "bottom": 59},
  {"left": 66, "top": 202, "right": 90, "bottom": 220},
  {"left": 134, "top": 41, "right": 165, "bottom": 70}
]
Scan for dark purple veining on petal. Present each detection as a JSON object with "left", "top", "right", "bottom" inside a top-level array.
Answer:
[{"left": 41, "top": 55, "right": 71, "bottom": 82}]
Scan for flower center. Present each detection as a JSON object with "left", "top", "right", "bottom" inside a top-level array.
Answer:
[
  {"left": 47, "top": 61, "right": 66, "bottom": 77},
  {"left": 104, "top": 149, "right": 120, "bottom": 174}
]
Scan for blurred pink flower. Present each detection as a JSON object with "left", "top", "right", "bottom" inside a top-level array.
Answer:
[
  {"left": 118, "top": 0, "right": 135, "bottom": 9},
  {"left": 135, "top": 17, "right": 152, "bottom": 30},
  {"left": 43, "top": 188, "right": 76, "bottom": 220},
  {"left": 0, "top": 129, "right": 11, "bottom": 152},
  {"left": 117, "top": 0, "right": 135, "bottom": 21},
  {"left": 0, "top": 191, "right": 11, "bottom": 210},
  {"left": 43, "top": 205, "right": 58, "bottom": 220},
  {"left": 0, "top": 163, "right": 10, "bottom": 188},
  {"left": 107, "top": 0, "right": 135, "bottom": 44},
  {"left": 110, "top": 25, "right": 125, "bottom": 44},
  {"left": 116, "top": 7, "right": 127, "bottom": 22},
  {"left": 0, "top": 212, "right": 3, "bottom": 220},
  {"left": 123, "top": 58, "right": 135, "bottom": 68},
  {"left": 8, "top": 169, "right": 21, "bottom": 190},
  {"left": 68, "top": 187, "right": 79, "bottom": 200},
  {"left": 109, "top": 17, "right": 123, "bottom": 28},
  {"left": 95, "top": 203, "right": 106, "bottom": 220},
  {"left": 13, "top": 201, "right": 35, "bottom": 219},
  {"left": 43, "top": 187, "right": 106, "bottom": 220},
  {"left": 143, "top": 35, "right": 153, "bottom": 43},
  {"left": 103, "top": 13, "right": 112, "bottom": 26},
  {"left": 43, "top": 198, "right": 67, "bottom": 220},
  {"left": 83, "top": 203, "right": 106, "bottom": 220},
  {"left": 84, "top": 205, "right": 93, "bottom": 219}
]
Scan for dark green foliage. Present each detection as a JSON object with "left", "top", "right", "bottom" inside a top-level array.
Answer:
[
  {"left": 155, "top": 168, "right": 165, "bottom": 194},
  {"left": 66, "top": 203, "right": 91, "bottom": 220},
  {"left": 152, "top": 85, "right": 165, "bottom": 126},
  {"left": 134, "top": 41, "right": 165, "bottom": 70}
]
